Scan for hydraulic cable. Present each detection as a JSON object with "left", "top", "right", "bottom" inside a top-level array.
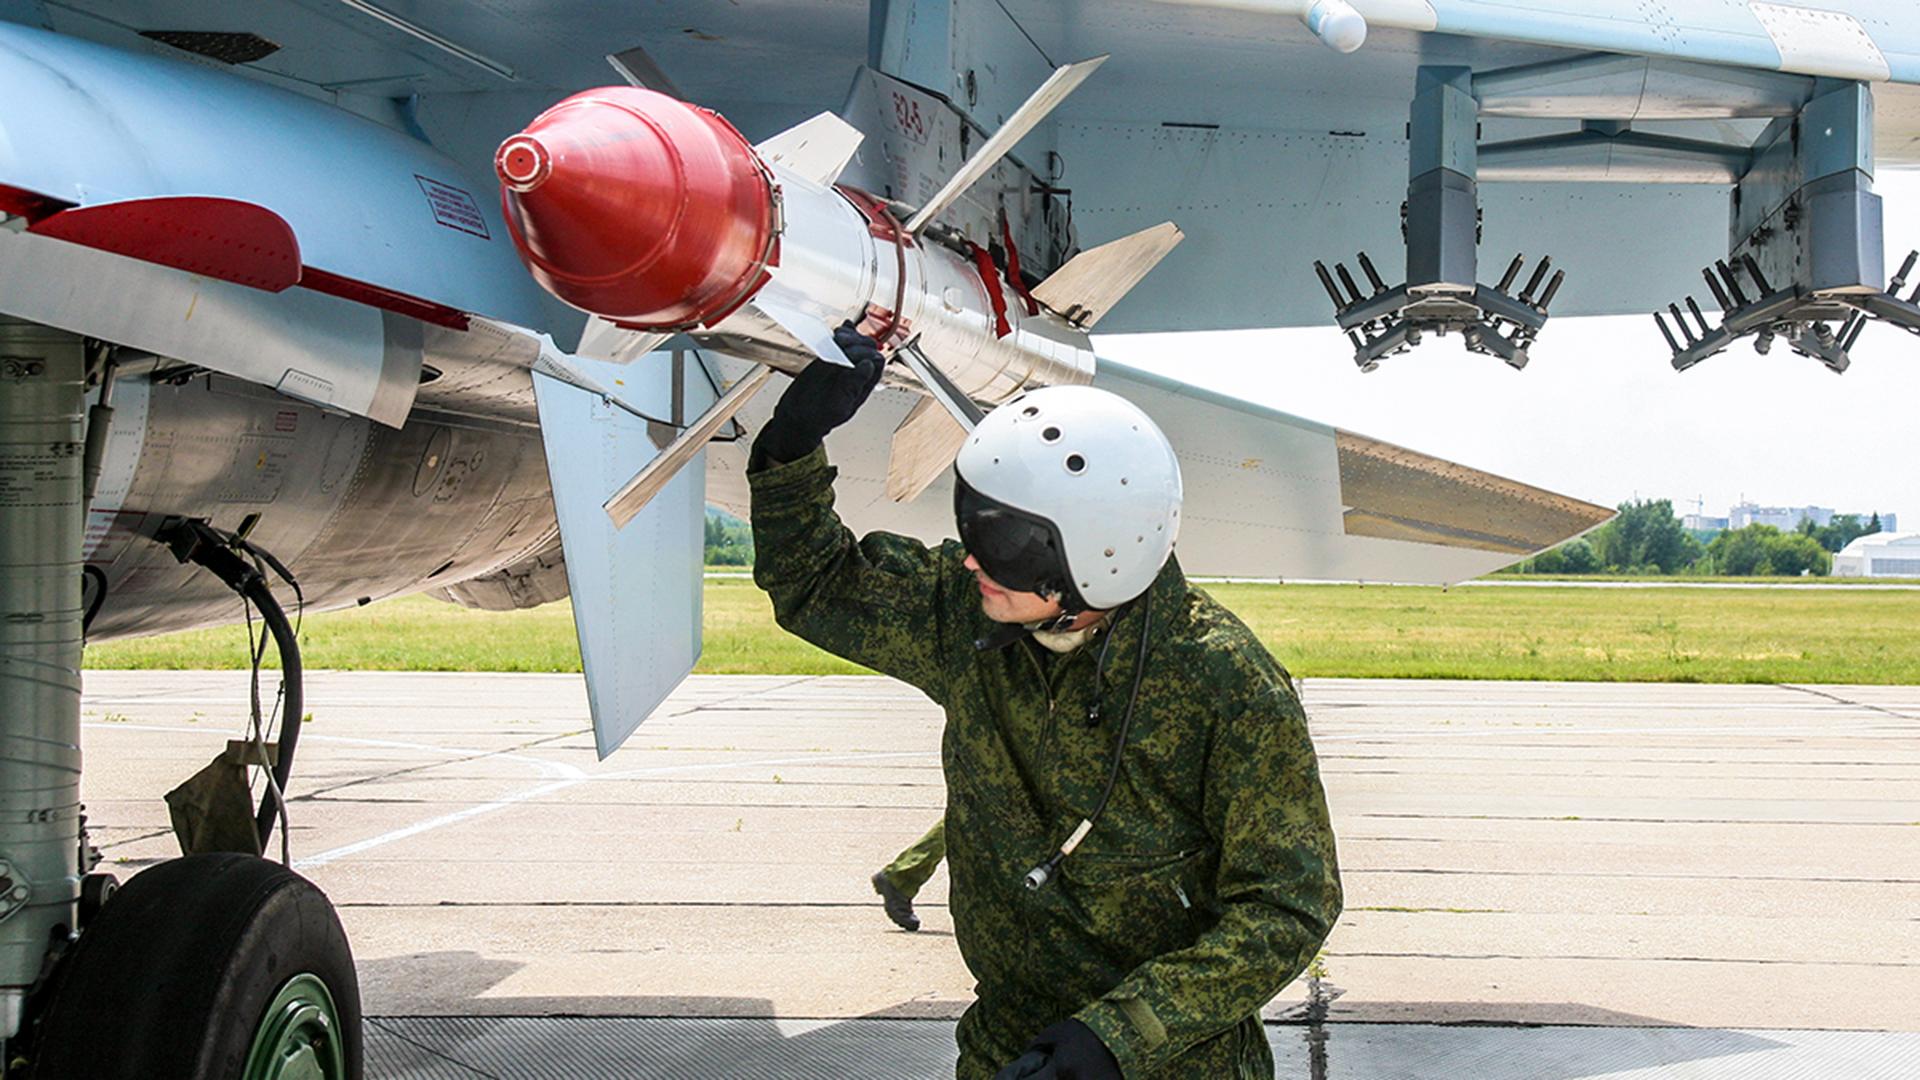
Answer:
[{"left": 155, "top": 519, "right": 304, "bottom": 854}]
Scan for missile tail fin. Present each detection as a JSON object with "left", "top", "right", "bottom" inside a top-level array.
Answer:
[
  {"left": 751, "top": 294, "right": 853, "bottom": 367},
  {"left": 604, "top": 365, "right": 775, "bottom": 528},
  {"left": 904, "top": 55, "right": 1107, "bottom": 236},
  {"left": 755, "top": 113, "right": 864, "bottom": 189},
  {"left": 1031, "top": 222, "right": 1184, "bottom": 330},
  {"left": 886, "top": 396, "right": 970, "bottom": 502}
]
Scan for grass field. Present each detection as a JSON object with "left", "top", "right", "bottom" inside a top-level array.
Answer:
[{"left": 85, "top": 577, "right": 1920, "bottom": 684}]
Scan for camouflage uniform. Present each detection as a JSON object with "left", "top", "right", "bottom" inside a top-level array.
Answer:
[{"left": 750, "top": 447, "right": 1341, "bottom": 1078}]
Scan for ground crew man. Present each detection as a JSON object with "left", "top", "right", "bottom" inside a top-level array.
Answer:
[{"left": 750, "top": 326, "right": 1342, "bottom": 1079}]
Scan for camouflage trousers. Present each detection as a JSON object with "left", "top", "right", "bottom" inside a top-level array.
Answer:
[{"left": 881, "top": 819, "right": 947, "bottom": 899}]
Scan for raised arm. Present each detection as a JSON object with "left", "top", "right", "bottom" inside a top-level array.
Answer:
[{"left": 747, "top": 325, "right": 961, "bottom": 701}]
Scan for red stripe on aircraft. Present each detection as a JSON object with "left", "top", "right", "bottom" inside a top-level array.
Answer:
[
  {"left": 298, "top": 267, "right": 471, "bottom": 331},
  {"left": 28, "top": 195, "right": 303, "bottom": 292},
  {"left": 0, "top": 182, "right": 75, "bottom": 225}
]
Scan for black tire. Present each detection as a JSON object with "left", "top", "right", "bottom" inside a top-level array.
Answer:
[{"left": 27, "top": 853, "right": 362, "bottom": 1080}]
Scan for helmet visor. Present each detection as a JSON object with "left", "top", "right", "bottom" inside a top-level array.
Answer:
[{"left": 953, "top": 474, "right": 1074, "bottom": 601}]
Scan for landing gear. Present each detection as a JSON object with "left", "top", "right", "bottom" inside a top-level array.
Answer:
[
  {"left": 0, "top": 316, "right": 358, "bottom": 1077},
  {"left": 22, "top": 854, "right": 361, "bottom": 1079}
]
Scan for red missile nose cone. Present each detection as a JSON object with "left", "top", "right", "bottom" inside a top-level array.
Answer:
[
  {"left": 496, "top": 87, "right": 778, "bottom": 330},
  {"left": 496, "top": 135, "right": 551, "bottom": 193}
]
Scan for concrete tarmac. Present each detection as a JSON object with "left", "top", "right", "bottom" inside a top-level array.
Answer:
[{"left": 77, "top": 672, "right": 1920, "bottom": 1076}]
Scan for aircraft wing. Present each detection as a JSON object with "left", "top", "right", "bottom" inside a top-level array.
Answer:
[
  {"left": 1297, "top": 0, "right": 1920, "bottom": 83},
  {"left": 707, "top": 356, "right": 1612, "bottom": 587}
]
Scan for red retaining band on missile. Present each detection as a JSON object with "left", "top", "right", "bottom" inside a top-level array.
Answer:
[
  {"left": 999, "top": 213, "right": 1039, "bottom": 317},
  {"left": 967, "top": 241, "right": 1012, "bottom": 338}
]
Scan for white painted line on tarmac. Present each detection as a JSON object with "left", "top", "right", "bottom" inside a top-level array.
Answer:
[
  {"left": 82, "top": 721, "right": 584, "bottom": 781},
  {"left": 1312, "top": 724, "right": 1897, "bottom": 742},
  {"left": 293, "top": 749, "right": 934, "bottom": 870}
]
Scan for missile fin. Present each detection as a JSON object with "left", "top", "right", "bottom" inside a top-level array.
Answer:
[
  {"left": 904, "top": 55, "right": 1107, "bottom": 236},
  {"left": 606, "top": 45, "right": 685, "bottom": 99},
  {"left": 578, "top": 316, "right": 668, "bottom": 365},
  {"left": 750, "top": 294, "right": 853, "bottom": 367},
  {"left": 604, "top": 364, "right": 775, "bottom": 528},
  {"left": 886, "top": 396, "right": 970, "bottom": 502},
  {"left": 755, "top": 113, "right": 865, "bottom": 189},
  {"left": 895, "top": 339, "right": 985, "bottom": 429},
  {"left": 1030, "top": 222, "right": 1184, "bottom": 330}
]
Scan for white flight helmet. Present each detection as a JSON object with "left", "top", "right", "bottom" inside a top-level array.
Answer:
[{"left": 953, "top": 385, "right": 1182, "bottom": 612}]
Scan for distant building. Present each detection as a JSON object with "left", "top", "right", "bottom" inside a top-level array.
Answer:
[
  {"left": 1728, "top": 502, "right": 1833, "bottom": 530},
  {"left": 1682, "top": 514, "right": 1728, "bottom": 531},
  {"left": 1833, "top": 532, "right": 1920, "bottom": 577}
]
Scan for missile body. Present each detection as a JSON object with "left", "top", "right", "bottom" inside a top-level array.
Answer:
[{"left": 496, "top": 86, "right": 1093, "bottom": 406}]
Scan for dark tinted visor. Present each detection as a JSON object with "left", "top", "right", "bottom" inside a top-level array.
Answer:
[{"left": 953, "top": 474, "right": 1072, "bottom": 600}]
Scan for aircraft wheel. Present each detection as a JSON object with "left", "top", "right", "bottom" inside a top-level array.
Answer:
[{"left": 27, "top": 852, "right": 361, "bottom": 1080}]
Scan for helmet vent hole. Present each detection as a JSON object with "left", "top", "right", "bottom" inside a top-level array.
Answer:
[
  {"left": 1064, "top": 453, "right": 1086, "bottom": 474},
  {"left": 1041, "top": 426, "right": 1062, "bottom": 443},
  {"left": 1104, "top": 547, "right": 1115, "bottom": 558},
  {"left": 1022, "top": 406, "right": 1040, "bottom": 418},
  {"left": 1120, "top": 477, "right": 1129, "bottom": 486}
]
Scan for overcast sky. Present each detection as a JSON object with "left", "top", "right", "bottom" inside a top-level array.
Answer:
[{"left": 1096, "top": 171, "right": 1920, "bottom": 527}]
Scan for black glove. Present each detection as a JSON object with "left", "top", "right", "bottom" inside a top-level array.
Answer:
[
  {"left": 992, "top": 1019, "right": 1122, "bottom": 1080},
  {"left": 754, "top": 322, "right": 886, "bottom": 464}
]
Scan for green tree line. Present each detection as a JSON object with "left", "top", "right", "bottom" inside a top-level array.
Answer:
[
  {"left": 705, "top": 507, "right": 754, "bottom": 566},
  {"left": 1507, "top": 500, "right": 1885, "bottom": 577}
]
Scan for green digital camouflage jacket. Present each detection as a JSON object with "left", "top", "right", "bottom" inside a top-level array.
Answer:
[{"left": 749, "top": 446, "right": 1342, "bottom": 1079}]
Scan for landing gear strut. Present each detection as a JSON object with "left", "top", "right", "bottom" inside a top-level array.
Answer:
[
  {"left": 0, "top": 318, "right": 360, "bottom": 1078},
  {"left": 0, "top": 321, "right": 87, "bottom": 1058}
]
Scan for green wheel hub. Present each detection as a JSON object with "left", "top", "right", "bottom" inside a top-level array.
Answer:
[{"left": 243, "top": 973, "right": 348, "bottom": 1080}]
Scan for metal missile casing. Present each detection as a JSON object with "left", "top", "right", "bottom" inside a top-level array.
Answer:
[{"left": 714, "top": 169, "right": 1095, "bottom": 404}]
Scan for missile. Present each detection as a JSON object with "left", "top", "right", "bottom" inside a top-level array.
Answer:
[
  {"left": 494, "top": 60, "right": 1183, "bottom": 523},
  {"left": 495, "top": 83, "right": 1092, "bottom": 403}
]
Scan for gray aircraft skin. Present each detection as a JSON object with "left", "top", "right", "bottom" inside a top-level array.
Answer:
[{"left": 0, "top": 2, "right": 1916, "bottom": 1076}]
